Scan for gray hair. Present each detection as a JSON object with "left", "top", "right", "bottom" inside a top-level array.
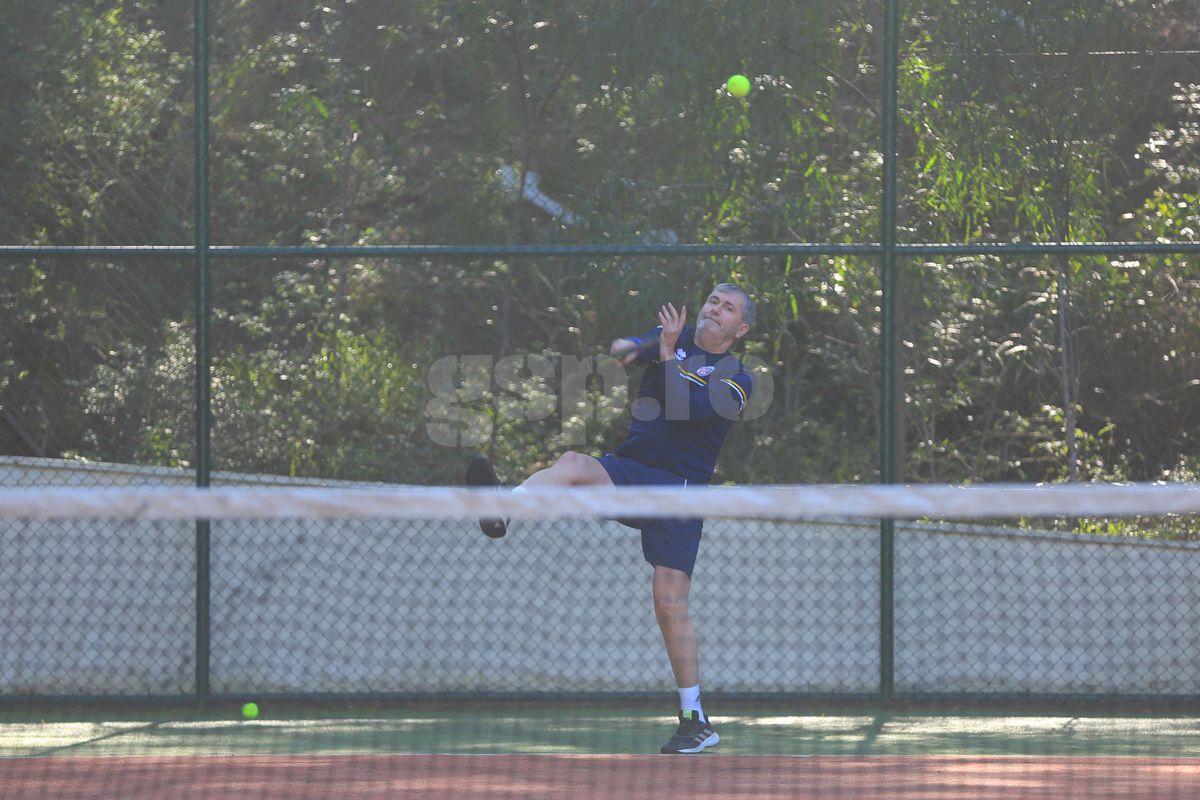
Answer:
[{"left": 714, "top": 282, "right": 756, "bottom": 327}]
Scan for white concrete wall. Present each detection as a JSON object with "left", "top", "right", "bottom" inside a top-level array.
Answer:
[
  {"left": 3, "top": 457, "right": 1198, "bottom": 696},
  {"left": 896, "top": 526, "right": 1200, "bottom": 694}
]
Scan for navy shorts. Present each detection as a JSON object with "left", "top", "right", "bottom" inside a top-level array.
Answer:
[{"left": 595, "top": 453, "right": 703, "bottom": 577}]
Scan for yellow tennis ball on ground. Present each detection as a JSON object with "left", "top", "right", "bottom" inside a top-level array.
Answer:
[
  {"left": 726, "top": 74, "right": 751, "bottom": 97},
  {"left": 241, "top": 702, "right": 259, "bottom": 720}
]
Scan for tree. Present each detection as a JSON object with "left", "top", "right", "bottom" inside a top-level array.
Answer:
[{"left": 2, "top": 0, "right": 1197, "bottom": 501}]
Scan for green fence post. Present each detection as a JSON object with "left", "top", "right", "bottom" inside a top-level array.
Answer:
[
  {"left": 879, "top": 0, "right": 900, "bottom": 702},
  {"left": 193, "top": 0, "right": 212, "bottom": 700}
]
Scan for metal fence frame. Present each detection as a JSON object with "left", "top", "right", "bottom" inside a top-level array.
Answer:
[{"left": 2, "top": 0, "right": 1199, "bottom": 702}]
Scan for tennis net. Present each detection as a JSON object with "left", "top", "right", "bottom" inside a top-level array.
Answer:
[{"left": 2, "top": 479, "right": 1199, "bottom": 799}]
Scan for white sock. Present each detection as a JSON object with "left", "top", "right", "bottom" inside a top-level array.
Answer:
[
  {"left": 678, "top": 684, "right": 703, "bottom": 720},
  {"left": 504, "top": 486, "right": 529, "bottom": 527}
]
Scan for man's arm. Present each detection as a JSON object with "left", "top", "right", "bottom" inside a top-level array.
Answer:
[
  {"left": 610, "top": 301, "right": 686, "bottom": 366},
  {"left": 611, "top": 328, "right": 662, "bottom": 367}
]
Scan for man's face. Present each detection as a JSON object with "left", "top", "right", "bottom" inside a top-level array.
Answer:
[{"left": 696, "top": 289, "right": 750, "bottom": 343}]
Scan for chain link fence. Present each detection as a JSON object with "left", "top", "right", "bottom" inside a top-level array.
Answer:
[
  {"left": 4, "top": 457, "right": 1198, "bottom": 698},
  {"left": 3, "top": 2, "right": 1200, "bottom": 704}
]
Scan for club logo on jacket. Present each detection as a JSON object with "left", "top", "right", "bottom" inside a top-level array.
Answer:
[{"left": 696, "top": 365, "right": 715, "bottom": 377}]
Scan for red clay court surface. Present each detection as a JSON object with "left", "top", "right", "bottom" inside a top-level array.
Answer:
[{"left": 5, "top": 754, "right": 1200, "bottom": 799}]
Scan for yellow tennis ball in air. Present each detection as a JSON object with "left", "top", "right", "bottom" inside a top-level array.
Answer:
[
  {"left": 726, "top": 74, "right": 751, "bottom": 97},
  {"left": 241, "top": 702, "right": 259, "bottom": 720}
]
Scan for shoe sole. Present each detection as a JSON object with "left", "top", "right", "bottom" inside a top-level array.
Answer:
[
  {"left": 465, "top": 456, "right": 507, "bottom": 539},
  {"left": 661, "top": 732, "right": 719, "bottom": 754},
  {"left": 478, "top": 518, "right": 507, "bottom": 538}
]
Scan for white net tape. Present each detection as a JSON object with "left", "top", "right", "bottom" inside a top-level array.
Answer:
[{"left": 3, "top": 482, "right": 1200, "bottom": 520}]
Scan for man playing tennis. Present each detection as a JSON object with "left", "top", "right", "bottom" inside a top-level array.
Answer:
[{"left": 467, "top": 283, "right": 755, "bottom": 754}]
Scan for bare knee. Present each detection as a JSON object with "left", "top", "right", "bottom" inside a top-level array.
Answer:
[
  {"left": 524, "top": 451, "right": 611, "bottom": 488},
  {"left": 653, "top": 568, "right": 691, "bottom": 628},
  {"left": 655, "top": 591, "right": 689, "bottom": 628},
  {"left": 552, "top": 451, "right": 603, "bottom": 484}
]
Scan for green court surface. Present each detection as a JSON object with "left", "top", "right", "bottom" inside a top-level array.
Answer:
[{"left": 4, "top": 702, "right": 1198, "bottom": 759}]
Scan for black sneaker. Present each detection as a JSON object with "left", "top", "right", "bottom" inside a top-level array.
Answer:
[
  {"left": 465, "top": 455, "right": 508, "bottom": 539},
  {"left": 660, "top": 710, "right": 719, "bottom": 754}
]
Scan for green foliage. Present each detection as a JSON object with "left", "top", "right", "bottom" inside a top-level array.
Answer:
[{"left": 2, "top": 0, "right": 1199, "bottom": 524}]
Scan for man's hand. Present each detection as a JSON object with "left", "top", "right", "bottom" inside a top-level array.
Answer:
[
  {"left": 610, "top": 338, "right": 641, "bottom": 367},
  {"left": 658, "top": 303, "right": 686, "bottom": 362}
]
